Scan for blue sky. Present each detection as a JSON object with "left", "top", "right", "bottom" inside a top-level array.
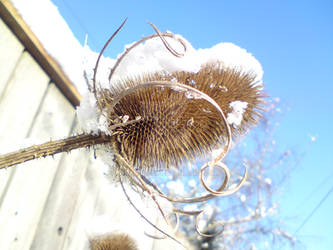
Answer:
[{"left": 50, "top": 0, "right": 333, "bottom": 249}]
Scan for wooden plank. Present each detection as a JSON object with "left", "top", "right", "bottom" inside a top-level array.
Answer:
[
  {"left": 62, "top": 157, "right": 106, "bottom": 250},
  {"left": 30, "top": 120, "right": 92, "bottom": 250},
  {"left": 63, "top": 159, "right": 157, "bottom": 250},
  {"left": 0, "top": 51, "right": 49, "bottom": 204},
  {"left": 0, "top": 0, "right": 81, "bottom": 107},
  {"left": 0, "top": 83, "right": 75, "bottom": 250},
  {"left": 0, "top": 17, "right": 24, "bottom": 97}
]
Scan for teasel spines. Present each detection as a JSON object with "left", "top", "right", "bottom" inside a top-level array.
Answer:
[
  {"left": 170, "top": 63, "right": 265, "bottom": 136},
  {"left": 101, "top": 63, "right": 264, "bottom": 172}
]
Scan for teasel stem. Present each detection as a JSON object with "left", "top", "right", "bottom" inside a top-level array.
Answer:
[
  {"left": 0, "top": 133, "right": 110, "bottom": 169},
  {"left": 0, "top": 119, "right": 142, "bottom": 169}
]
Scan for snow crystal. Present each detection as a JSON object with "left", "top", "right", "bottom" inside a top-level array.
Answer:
[
  {"left": 166, "top": 180, "right": 184, "bottom": 194},
  {"left": 264, "top": 178, "right": 272, "bottom": 185},
  {"left": 121, "top": 115, "right": 129, "bottom": 123},
  {"left": 310, "top": 135, "right": 317, "bottom": 142},
  {"left": 188, "top": 179, "right": 196, "bottom": 188},
  {"left": 227, "top": 101, "right": 248, "bottom": 127},
  {"left": 211, "top": 147, "right": 224, "bottom": 159},
  {"left": 183, "top": 204, "right": 199, "bottom": 212}
]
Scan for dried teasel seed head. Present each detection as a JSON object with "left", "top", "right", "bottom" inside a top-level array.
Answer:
[
  {"left": 169, "top": 63, "right": 265, "bottom": 136},
  {"left": 100, "top": 63, "right": 264, "bottom": 171},
  {"left": 89, "top": 233, "right": 139, "bottom": 250}
]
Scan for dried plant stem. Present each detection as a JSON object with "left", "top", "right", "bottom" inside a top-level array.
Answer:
[{"left": 0, "top": 133, "right": 111, "bottom": 169}]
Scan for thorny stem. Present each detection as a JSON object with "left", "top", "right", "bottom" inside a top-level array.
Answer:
[
  {"left": 0, "top": 118, "right": 141, "bottom": 169},
  {"left": 0, "top": 133, "right": 111, "bottom": 169}
]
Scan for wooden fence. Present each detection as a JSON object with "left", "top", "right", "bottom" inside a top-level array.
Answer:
[{"left": 0, "top": 3, "right": 184, "bottom": 249}]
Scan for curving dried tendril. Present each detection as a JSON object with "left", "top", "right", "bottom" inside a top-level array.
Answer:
[
  {"left": 147, "top": 22, "right": 186, "bottom": 58},
  {"left": 92, "top": 20, "right": 248, "bottom": 243},
  {"left": 93, "top": 18, "right": 128, "bottom": 111},
  {"left": 107, "top": 30, "right": 187, "bottom": 86},
  {"left": 195, "top": 209, "right": 225, "bottom": 237},
  {"left": 119, "top": 174, "right": 187, "bottom": 249},
  {"left": 144, "top": 212, "right": 180, "bottom": 240},
  {"left": 200, "top": 161, "right": 248, "bottom": 196}
]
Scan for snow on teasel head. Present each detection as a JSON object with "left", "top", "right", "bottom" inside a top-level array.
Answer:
[
  {"left": 77, "top": 21, "right": 265, "bottom": 173},
  {"left": 76, "top": 19, "right": 265, "bottom": 242}
]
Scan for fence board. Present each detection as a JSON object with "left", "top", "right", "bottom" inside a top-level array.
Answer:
[
  {"left": 0, "top": 83, "right": 75, "bottom": 250},
  {"left": 0, "top": 51, "right": 49, "bottom": 205},
  {"left": 0, "top": 17, "right": 24, "bottom": 97},
  {"left": 30, "top": 120, "right": 92, "bottom": 250},
  {"left": 62, "top": 156, "right": 100, "bottom": 250},
  {"left": 63, "top": 159, "right": 158, "bottom": 250}
]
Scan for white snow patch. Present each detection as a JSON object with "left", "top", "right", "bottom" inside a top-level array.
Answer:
[
  {"left": 227, "top": 101, "right": 248, "bottom": 127},
  {"left": 166, "top": 180, "right": 185, "bottom": 195},
  {"left": 265, "top": 178, "right": 272, "bottom": 185},
  {"left": 183, "top": 204, "right": 199, "bottom": 212},
  {"left": 11, "top": 0, "right": 86, "bottom": 93},
  {"left": 197, "top": 43, "right": 263, "bottom": 86},
  {"left": 76, "top": 92, "right": 100, "bottom": 134},
  {"left": 188, "top": 179, "right": 196, "bottom": 188}
]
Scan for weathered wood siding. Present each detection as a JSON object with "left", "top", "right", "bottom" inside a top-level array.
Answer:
[{"left": 0, "top": 16, "right": 184, "bottom": 250}]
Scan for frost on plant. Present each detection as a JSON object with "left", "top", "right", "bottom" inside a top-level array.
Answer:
[
  {"left": 77, "top": 19, "right": 265, "bottom": 244},
  {"left": 0, "top": 19, "right": 266, "bottom": 247}
]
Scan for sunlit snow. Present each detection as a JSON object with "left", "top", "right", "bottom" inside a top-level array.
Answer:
[{"left": 227, "top": 101, "right": 249, "bottom": 127}]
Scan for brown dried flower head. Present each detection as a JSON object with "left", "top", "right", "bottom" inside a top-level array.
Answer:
[
  {"left": 89, "top": 233, "right": 139, "bottom": 250},
  {"left": 98, "top": 63, "right": 263, "bottom": 171},
  {"left": 82, "top": 21, "right": 266, "bottom": 242}
]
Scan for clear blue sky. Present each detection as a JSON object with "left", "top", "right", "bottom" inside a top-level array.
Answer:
[{"left": 50, "top": 0, "right": 333, "bottom": 249}]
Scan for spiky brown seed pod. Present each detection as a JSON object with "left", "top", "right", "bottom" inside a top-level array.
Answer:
[
  {"left": 101, "top": 63, "right": 264, "bottom": 171},
  {"left": 89, "top": 233, "right": 139, "bottom": 250}
]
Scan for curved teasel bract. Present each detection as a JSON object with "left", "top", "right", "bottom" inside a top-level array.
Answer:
[{"left": 91, "top": 20, "right": 263, "bottom": 240}]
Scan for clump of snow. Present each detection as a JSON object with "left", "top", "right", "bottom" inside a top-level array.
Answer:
[
  {"left": 11, "top": 0, "right": 84, "bottom": 93},
  {"left": 11, "top": 0, "right": 116, "bottom": 94},
  {"left": 197, "top": 43, "right": 263, "bottom": 86},
  {"left": 76, "top": 92, "right": 100, "bottom": 134},
  {"left": 227, "top": 101, "right": 248, "bottom": 127},
  {"left": 108, "top": 37, "right": 263, "bottom": 88},
  {"left": 166, "top": 180, "right": 185, "bottom": 195},
  {"left": 104, "top": 34, "right": 201, "bottom": 88}
]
